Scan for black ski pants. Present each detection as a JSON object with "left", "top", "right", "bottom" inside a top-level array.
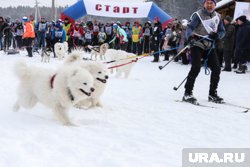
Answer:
[{"left": 184, "top": 46, "right": 221, "bottom": 95}]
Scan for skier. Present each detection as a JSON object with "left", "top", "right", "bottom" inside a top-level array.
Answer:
[{"left": 182, "top": 0, "right": 225, "bottom": 104}]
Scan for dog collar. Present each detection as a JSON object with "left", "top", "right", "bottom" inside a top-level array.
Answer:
[
  {"left": 50, "top": 74, "right": 57, "bottom": 89},
  {"left": 49, "top": 75, "right": 75, "bottom": 102}
]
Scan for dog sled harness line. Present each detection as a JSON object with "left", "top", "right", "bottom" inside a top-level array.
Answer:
[
  {"left": 108, "top": 55, "right": 148, "bottom": 69},
  {"left": 103, "top": 53, "right": 148, "bottom": 64}
]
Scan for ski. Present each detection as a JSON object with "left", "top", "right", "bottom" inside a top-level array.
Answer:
[
  {"left": 220, "top": 102, "right": 249, "bottom": 113},
  {"left": 175, "top": 100, "right": 216, "bottom": 108},
  {"left": 206, "top": 101, "right": 249, "bottom": 113}
]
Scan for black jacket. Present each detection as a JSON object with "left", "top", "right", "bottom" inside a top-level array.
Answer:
[
  {"left": 235, "top": 21, "right": 250, "bottom": 50},
  {"left": 222, "top": 23, "right": 235, "bottom": 51}
]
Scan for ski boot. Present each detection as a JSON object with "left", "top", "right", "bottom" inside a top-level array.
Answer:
[
  {"left": 183, "top": 93, "right": 199, "bottom": 105},
  {"left": 208, "top": 92, "right": 224, "bottom": 103}
]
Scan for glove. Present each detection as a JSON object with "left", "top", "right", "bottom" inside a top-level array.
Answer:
[
  {"left": 208, "top": 32, "right": 219, "bottom": 40},
  {"left": 187, "top": 36, "right": 196, "bottom": 46}
]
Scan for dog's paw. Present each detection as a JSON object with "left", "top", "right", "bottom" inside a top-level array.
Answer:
[
  {"left": 63, "top": 122, "right": 77, "bottom": 127},
  {"left": 13, "top": 103, "right": 20, "bottom": 112},
  {"left": 95, "top": 101, "right": 103, "bottom": 108}
]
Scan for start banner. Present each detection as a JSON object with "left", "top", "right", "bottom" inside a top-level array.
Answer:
[
  {"left": 84, "top": 0, "right": 152, "bottom": 18},
  {"left": 61, "top": 0, "right": 172, "bottom": 27}
]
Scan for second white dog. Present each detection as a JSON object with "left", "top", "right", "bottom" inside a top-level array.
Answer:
[
  {"left": 65, "top": 51, "right": 109, "bottom": 109},
  {"left": 105, "top": 49, "right": 136, "bottom": 78}
]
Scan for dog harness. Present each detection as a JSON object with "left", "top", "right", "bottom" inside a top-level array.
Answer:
[
  {"left": 50, "top": 74, "right": 57, "bottom": 89},
  {"left": 49, "top": 74, "right": 75, "bottom": 101}
]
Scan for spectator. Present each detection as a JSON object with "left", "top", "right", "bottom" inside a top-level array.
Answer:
[
  {"left": 22, "top": 16, "right": 35, "bottom": 57},
  {"left": 234, "top": 15, "right": 250, "bottom": 74},
  {"left": 221, "top": 16, "right": 235, "bottom": 72}
]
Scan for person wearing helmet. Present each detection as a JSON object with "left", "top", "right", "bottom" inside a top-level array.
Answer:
[
  {"left": 22, "top": 16, "right": 35, "bottom": 57},
  {"left": 109, "top": 23, "right": 128, "bottom": 51}
]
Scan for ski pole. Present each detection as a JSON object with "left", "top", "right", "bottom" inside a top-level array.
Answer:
[
  {"left": 159, "top": 45, "right": 190, "bottom": 70},
  {"left": 173, "top": 76, "right": 188, "bottom": 91}
]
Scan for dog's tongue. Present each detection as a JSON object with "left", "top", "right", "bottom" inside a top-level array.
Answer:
[{"left": 97, "top": 78, "right": 106, "bottom": 83}]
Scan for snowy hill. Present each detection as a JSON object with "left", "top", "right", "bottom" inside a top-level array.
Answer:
[{"left": 0, "top": 50, "right": 250, "bottom": 167}]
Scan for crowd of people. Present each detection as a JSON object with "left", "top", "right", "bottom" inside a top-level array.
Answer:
[
  {"left": 0, "top": 1, "right": 249, "bottom": 75},
  {"left": 0, "top": 15, "right": 189, "bottom": 62}
]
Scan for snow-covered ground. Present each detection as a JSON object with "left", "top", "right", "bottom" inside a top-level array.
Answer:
[{"left": 0, "top": 50, "right": 250, "bottom": 167}]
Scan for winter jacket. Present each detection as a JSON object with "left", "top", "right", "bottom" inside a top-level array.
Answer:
[
  {"left": 68, "top": 25, "right": 84, "bottom": 38},
  {"left": 0, "top": 21, "right": 8, "bottom": 37},
  {"left": 109, "top": 26, "right": 128, "bottom": 44},
  {"left": 63, "top": 22, "right": 72, "bottom": 41},
  {"left": 36, "top": 22, "right": 48, "bottom": 33},
  {"left": 186, "top": 8, "right": 225, "bottom": 40},
  {"left": 222, "top": 23, "right": 235, "bottom": 51},
  {"left": 132, "top": 26, "right": 141, "bottom": 42},
  {"left": 15, "top": 23, "right": 24, "bottom": 36},
  {"left": 23, "top": 22, "right": 35, "bottom": 39},
  {"left": 235, "top": 21, "right": 250, "bottom": 50},
  {"left": 51, "top": 27, "right": 66, "bottom": 42}
]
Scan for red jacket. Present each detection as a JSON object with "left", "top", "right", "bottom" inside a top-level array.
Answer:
[{"left": 68, "top": 25, "right": 84, "bottom": 38}]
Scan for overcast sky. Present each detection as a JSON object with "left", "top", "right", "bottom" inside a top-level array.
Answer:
[{"left": 1, "top": 0, "right": 144, "bottom": 8}]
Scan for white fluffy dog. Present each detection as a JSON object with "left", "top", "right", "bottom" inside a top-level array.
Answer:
[
  {"left": 64, "top": 51, "right": 109, "bottom": 109},
  {"left": 105, "top": 49, "right": 136, "bottom": 78},
  {"left": 13, "top": 61, "right": 95, "bottom": 125},
  {"left": 88, "top": 43, "right": 109, "bottom": 60},
  {"left": 54, "top": 42, "right": 68, "bottom": 60},
  {"left": 63, "top": 41, "right": 69, "bottom": 53}
]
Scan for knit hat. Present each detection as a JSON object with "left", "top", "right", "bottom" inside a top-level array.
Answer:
[
  {"left": 236, "top": 15, "right": 247, "bottom": 23},
  {"left": 113, "top": 23, "right": 118, "bottom": 29},
  {"left": 55, "top": 22, "right": 62, "bottom": 29},
  {"left": 203, "top": 0, "right": 217, "bottom": 5},
  {"left": 22, "top": 16, "right": 28, "bottom": 22},
  {"left": 224, "top": 16, "right": 232, "bottom": 22}
]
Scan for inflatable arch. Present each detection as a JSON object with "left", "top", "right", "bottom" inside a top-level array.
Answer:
[{"left": 61, "top": 0, "right": 172, "bottom": 27}]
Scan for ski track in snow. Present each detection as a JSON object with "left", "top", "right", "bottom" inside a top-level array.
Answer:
[{"left": 0, "top": 50, "right": 250, "bottom": 167}]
